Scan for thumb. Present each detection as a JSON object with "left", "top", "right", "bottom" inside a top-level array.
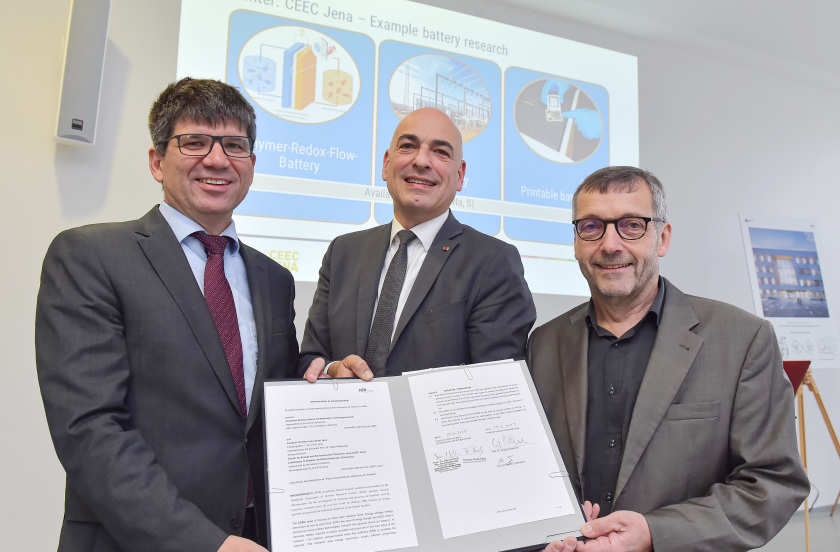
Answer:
[
  {"left": 343, "top": 355, "right": 374, "bottom": 381},
  {"left": 581, "top": 515, "right": 614, "bottom": 538},
  {"left": 304, "top": 357, "right": 327, "bottom": 382}
]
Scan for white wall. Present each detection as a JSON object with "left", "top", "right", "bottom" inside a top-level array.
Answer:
[
  {"left": 3, "top": 1, "right": 839, "bottom": 549},
  {"left": 1, "top": 0, "right": 183, "bottom": 547}
]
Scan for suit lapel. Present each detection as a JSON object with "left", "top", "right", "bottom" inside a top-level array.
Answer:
[
  {"left": 356, "top": 224, "right": 391, "bottom": 354},
  {"left": 136, "top": 208, "right": 244, "bottom": 420},
  {"left": 562, "top": 307, "right": 589, "bottom": 490},
  {"left": 391, "top": 213, "right": 463, "bottom": 350},
  {"left": 614, "top": 280, "right": 702, "bottom": 502},
  {"left": 240, "top": 244, "right": 268, "bottom": 432}
]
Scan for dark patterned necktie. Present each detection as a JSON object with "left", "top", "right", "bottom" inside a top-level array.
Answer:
[
  {"left": 365, "top": 230, "right": 417, "bottom": 376},
  {"left": 193, "top": 232, "right": 247, "bottom": 420}
]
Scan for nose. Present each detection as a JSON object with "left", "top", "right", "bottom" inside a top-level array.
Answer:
[
  {"left": 599, "top": 222, "right": 625, "bottom": 251},
  {"left": 411, "top": 145, "right": 432, "bottom": 169},
  {"left": 202, "top": 140, "right": 231, "bottom": 167}
]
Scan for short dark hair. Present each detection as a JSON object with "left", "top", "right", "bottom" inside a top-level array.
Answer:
[
  {"left": 572, "top": 166, "right": 668, "bottom": 225},
  {"left": 148, "top": 78, "right": 256, "bottom": 156}
]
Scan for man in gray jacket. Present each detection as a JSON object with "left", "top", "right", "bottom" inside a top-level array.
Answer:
[{"left": 530, "top": 166, "right": 808, "bottom": 552}]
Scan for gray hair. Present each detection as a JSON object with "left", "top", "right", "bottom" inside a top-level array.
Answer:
[
  {"left": 149, "top": 78, "right": 256, "bottom": 156},
  {"left": 572, "top": 166, "right": 668, "bottom": 225}
]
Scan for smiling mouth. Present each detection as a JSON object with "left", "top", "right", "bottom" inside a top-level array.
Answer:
[
  {"left": 405, "top": 177, "right": 435, "bottom": 187},
  {"left": 198, "top": 178, "right": 230, "bottom": 186},
  {"left": 598, "top": 262, "right": 631, "bottom": 269}
]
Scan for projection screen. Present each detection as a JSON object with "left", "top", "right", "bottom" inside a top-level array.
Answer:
[{"left": 177, "top": 0, "right": 639, "bottom": 295}]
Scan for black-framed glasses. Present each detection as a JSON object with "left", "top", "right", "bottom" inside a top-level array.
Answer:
[
  {"left": 158, "top": 134, "right": 254, "bottom": 158},
  {"left": 572, "top": 217, "right": 664, "bottom": 241}
]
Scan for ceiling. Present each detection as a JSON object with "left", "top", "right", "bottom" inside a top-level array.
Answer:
[{"left": 498, "top": 0, "right": 840, "bottom": 91}]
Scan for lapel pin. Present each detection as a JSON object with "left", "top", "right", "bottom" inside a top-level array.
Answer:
[{"left": 442, "top": 246, "right": 450, "bottom": 251}]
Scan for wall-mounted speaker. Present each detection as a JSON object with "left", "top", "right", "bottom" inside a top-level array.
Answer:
[{"left": 55, "top": 0, "right": 112, "bottom": 145}]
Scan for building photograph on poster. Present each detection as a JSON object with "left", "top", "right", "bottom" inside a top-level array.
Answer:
[
  {"left": 740, "top": 214, "right": 839, "bottom": 369},
  {"left": 749, "top": 227, "right": 828, "bottom": 318}
]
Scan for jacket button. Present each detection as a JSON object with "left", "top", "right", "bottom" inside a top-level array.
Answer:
[
  {"left": 230, "top": 516, "right": 243, "bottom": 529},
  {"left": 605, "top": 492, "right": 613, "bottom": 502}
]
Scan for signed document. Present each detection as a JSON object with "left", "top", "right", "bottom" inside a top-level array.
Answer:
[
  {"left": 406, "top": 362, "right": 575, "bottom": 538},
  {"left": 264, "top": 361, "right": 585, "bottom": 552},
  {"left": 263, "top": 381, "right": 418, "bottom": 552}
]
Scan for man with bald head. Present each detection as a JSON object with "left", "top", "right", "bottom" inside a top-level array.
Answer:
[{"left": 300, "top": 107, "right": 535, "bottom": 380}]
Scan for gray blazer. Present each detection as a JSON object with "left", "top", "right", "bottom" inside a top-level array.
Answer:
[
  {"left": 527, "top": 278, "right": 808, "bottom": 551},
  {"left": 36, "top": 207, "right": 299, "bottom": 552},
  {"left": 299, "top": 212, "right": 536, "bottom": 374}
]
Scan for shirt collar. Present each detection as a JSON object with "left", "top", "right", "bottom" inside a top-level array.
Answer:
[
  {"left": 158, "top": 202, "right": 240, "bottom": 253},
  {"left": 389, "top": 210, "right": 449, "bottom": 252},
  {"left": 586, "top": 276, "right": 667, "bottom": 329}
]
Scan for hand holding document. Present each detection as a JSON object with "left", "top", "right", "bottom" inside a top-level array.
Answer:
[{"left": 264, "top": 361, "right": 585, "bottom": 552}]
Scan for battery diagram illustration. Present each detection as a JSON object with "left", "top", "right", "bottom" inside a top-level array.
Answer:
[
  {"left": 238, "top": 26, "right": 360, "bottom": 123},
  {"left": 513, "top": 77, "right": 603, "bottom": 164}
]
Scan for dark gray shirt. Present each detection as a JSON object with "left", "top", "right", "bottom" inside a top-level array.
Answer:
[{"left": 583, "top": 278, "right": 666, "bottom": 513}]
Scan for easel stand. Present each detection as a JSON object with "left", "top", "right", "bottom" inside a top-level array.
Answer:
[{"left": 795, "top": 369, "right": 840, "bottom": 552}]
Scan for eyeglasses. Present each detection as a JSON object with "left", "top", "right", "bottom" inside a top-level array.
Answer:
[
  {"left": 572, "top": 217, "right": 664, "bottom": 241},
  {"left": 157, "top": 134, "right": 254, "bottom": 158}
]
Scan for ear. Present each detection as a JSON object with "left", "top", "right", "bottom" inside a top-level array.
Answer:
[
  {"left": 657, "top": 221, "right": 672, "bottom": 257},
  {"left": 456, "top": 160, "right": 466, "bottom": 192},
  {"left": 149, "top": 147, "right": 164, "bottom": 184},
  {"left": 381, "top": 149, "right": 390, "bottom": 181},
  {"left": 573, "top": 232, "right": 584, "bottom": 262},
  {"left": 247, "top": 153, "right": 256, "bottom": 189}
]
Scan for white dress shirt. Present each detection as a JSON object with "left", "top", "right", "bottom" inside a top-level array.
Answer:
[{"left": 372, "top": 210, "right": 450, "bottom": 341}]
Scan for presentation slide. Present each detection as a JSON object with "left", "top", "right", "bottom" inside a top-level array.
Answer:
[{"left": 177, "top": 0, "right": 638, "bottom": 295}]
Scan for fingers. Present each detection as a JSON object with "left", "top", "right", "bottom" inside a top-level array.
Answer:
[
  {"left": 217, "top": 536, "right": 268, "bottom": 551},
  {"left": 582, "top": 500, "right": 600, "bottom": 522},
  {"left": 581, "top": 516, "right": 610, "bottom": 539},
  {"left": 544, "top": 536, "right": 581, "bottom": 552},
  {"left": 581, "top": 518, "right": 604, "bottom": 539},
  {"left": 582, "top": 513, "right": 628, "bottom": 539},
  {"left": 303, "top": 358, "right": 327, "bottom": 382},
  {"left": 305, "top": 356, "right": 375, "bottom": 381},
  {"left": 335, "top": 355, "right": 374, "bottom": 381},
  {"left": 580, "top": 510, "right": 650, "bottom": 543}
]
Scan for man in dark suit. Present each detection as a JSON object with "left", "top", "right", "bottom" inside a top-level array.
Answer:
[
  {"left": 529, "top": 167, "right": 808, "bottom": 552},
  {"left": 300, "top": 107, "right": 535, "bottom": 381},
  {"left": 36, "top": 78, "right": 298, "bottom": 552}
]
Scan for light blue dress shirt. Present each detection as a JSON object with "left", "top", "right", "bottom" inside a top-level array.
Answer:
[{"left": 159, "top": 203, "right": 258, "bottom": 414}]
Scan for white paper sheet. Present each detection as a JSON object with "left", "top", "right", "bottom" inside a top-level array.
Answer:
[
  {"left": 406, "top": 361, "right": 574, "bottom": 539},
  {"left": 264, "top": 381, "right": 418, "bottom": 551}
]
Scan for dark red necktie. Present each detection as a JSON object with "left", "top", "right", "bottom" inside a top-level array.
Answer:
[{"left": 193, "top": 232, "right": 248, "bottom": 420}]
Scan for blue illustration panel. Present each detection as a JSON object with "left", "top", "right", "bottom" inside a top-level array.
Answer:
[
  {"left": 374, "top": 41, "right": 502, "bottom": 235},
  {"left": 227, "top": 10, "right": 375, "bottom": 223},
  {"left": 504, "top": 68, "right": 610, "bottom": 244}
]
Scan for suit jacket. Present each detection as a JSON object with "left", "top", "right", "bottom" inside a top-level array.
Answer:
[
  {"left": 527, "top": 278, "right": 808, "bottom": 552},
  {"left": 299, "top": 212, "right": 536, "bottom": 374},
  {"left": 36, "top": 207, "right": 299, "bottom": 552}
]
